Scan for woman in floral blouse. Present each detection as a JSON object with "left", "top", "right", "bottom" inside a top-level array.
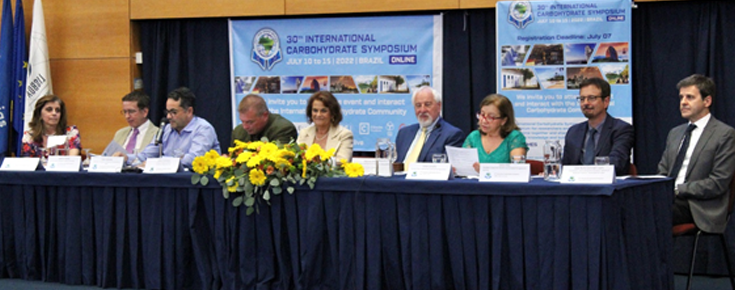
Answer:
[{"left": 21, "top": 95, "right": 82, "bottom": 157}]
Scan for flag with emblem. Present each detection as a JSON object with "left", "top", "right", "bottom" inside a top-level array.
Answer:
[
  {"left": 11, "top": 0, "right": 26, "bottom": 156},
  {"left": 0, "top": 0, "right": 14, "bottom": 155}
]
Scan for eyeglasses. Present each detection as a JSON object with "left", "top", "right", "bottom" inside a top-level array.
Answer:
[
  {"left": 164, "top": 109, "right": 179, "bottom": 116},
  {"left": 120, "top": 109, "right": 139, "bottom": 115},
  {"left": 414, "top": 102, "right": 435, "bottom": 109},
  {"left": 577, "top": 95, "right": 602, "bottom": 102},
  {"left": 476, "top": 112, "right": 504, "bottom": 122}
]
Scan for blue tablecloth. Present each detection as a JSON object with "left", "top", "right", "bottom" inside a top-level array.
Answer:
[{"left": 0, "top": 171, "right": 674, "bottom": 289}]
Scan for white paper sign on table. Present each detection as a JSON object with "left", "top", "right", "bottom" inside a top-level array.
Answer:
[
  {"left": 446, "top": 145, "right": 479, "bottom": 177},
  {"left": 88, "top": 156, "right": 125, "bottom": 173},
  {"left": 478, "top": 163, "right": 530, "bottom": 183},
  {"left": 353, "top": 158, "right": 377, "bottom": 175},
  {"left": 143, "top": 157, "right": 181, "bottom": 174},
  {"left": 46, "top": 156, "right": 82, "bottom": 172},
  {"left": 560, "top": 165, "right": 615, "bottom": 184},
  {"left": 0, "top": 158, "right": 40, "bottom": 171},
  {"left": 405, "top": 163, "right": 451, "bottom": 181},
  {"left": 351, "top": 158, "right": 393, "bottom": 176}
]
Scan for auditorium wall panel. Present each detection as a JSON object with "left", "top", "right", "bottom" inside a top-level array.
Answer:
[
  {"left": 50, "top": 59, "right": 132, "bottom": 153},
  {"left": 130, "top": 0, "right": 285, "bottom": 20},
  {"left": 285, "top": 0, "right": 457, "bottom": 14},
  {"left": 43, "top": 0, "right": 129, "bottom": 59}
]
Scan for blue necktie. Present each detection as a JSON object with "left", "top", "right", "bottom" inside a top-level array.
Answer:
[
  {"left": 583, "top": 128, "right": 597, "bottom": 165},
  {"left": 669, "top": 124, "right": 697, "bottom": 178}
]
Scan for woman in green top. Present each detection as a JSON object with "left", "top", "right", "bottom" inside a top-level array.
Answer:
[{"left": 463, "top": 94, "right": 528, "bottom": 172}]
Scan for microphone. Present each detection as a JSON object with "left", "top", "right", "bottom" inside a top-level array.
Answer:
[{"left": 154, "top": 118, "right": 168, "bottom": 146}]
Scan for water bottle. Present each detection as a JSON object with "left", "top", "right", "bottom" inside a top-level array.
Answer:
[
  {"left": 375, "top": 138, "right": 396, "bottom": 176},
  {"left": 543, "top": 140, "right": 562, "bottom": 181}
]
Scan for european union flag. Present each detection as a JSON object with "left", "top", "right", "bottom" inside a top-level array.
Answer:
[
  {"left": 11, "top": 0, "right": 26, "bottom": 156},
  {"left": 0, "top": 0, "right": 14, "bottom": 155}
]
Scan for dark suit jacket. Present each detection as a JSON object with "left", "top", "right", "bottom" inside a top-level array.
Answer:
[
  {"left": 395, "top": 117, "right": 464, "bottom": 163},
  {"left": 562, "top": 114, "right": 634, "bottom": 175},
  {"left": 658, "top": 116, "right": 735, "bottom": 233}
]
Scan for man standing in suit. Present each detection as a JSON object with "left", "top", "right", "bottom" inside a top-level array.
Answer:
[
  {"left": 112, "top": 90, "right": 159, "bottom": 154},
  {"left": 658, "top": 74, "right": 735, "bottom": 232},
  {"left": 562, "top": 77, "right": 634, "bottom": 175},
  {"left": 395, "top": 86, "right": 464, "bottom": 165}
]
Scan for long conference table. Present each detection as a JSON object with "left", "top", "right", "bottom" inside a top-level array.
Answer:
[{"left": 0, "top": 171, "right": 674, "bottom": 289}]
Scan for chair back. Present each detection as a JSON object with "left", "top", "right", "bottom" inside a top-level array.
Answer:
[
  {"left": 527, "top": 159, "right": 544, "bottom": 175},
  {"left": 629, "top": 163, "right": 638, "bottom": 176},
  {"left": 727, "top": 170, "right": 735, "bottom": 219}
]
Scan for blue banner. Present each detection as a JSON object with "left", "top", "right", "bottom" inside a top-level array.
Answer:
[
  {"left": 497, "top": 0, "right": 632, "bottom": 159},
  {"left": 12, "top": 0, "right": 26, "bottom": 156},
  {"left": 0, "top": 0, "right": 13, "bottom": 154},
  {"left": 229, "top": 15, "right": 442, "bottom": 151}
]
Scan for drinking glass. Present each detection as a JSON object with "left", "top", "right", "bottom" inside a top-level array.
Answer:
[
  {"left": 82, "top": 149, "right": 92, "bottom": 168},
  {"left": 432, "top": 153, "right": 447, "bottom": 163},
  {"left": 511, "top": 155, "right": 526, "bottom": 164},
  {"left": 595, "top": 156, "right": 610, "bottom": 165},
  {"left": 40, "top": 148, "right": 49, "bottom": 168}
]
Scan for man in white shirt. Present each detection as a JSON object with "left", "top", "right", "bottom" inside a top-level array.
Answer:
[
  {"left": 658, "top": 74, "right": 735, "bottom": 233},
  {"left": 112, "top": 90, "right": 159, "bottom": 154}
]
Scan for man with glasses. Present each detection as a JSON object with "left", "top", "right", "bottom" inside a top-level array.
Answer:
[
  {"left": 395, "top": 86, "right": 464, "bottom": 165},
  {"left": 117, "top": 87, "right": 220, "bottom": 168},
  {"left": 112, "top": 90, "right": 158, "bottom": 154},
  {"left": 562, "top": 77, "right": 633, "bottom": 175},
  {"left": 659, "top": 74, "right": 735, "bottom": 230},
  {"left": 231, "top": 94, "right": 297, "bottom": 145}
]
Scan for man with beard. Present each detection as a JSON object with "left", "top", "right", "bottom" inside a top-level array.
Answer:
[
  {"left": 562, "top": 77, "right": 633, "bottom": 175},
  {"left": 395, "top": 86, "right": 464, "bottom": 165},
  {"left": 659, "top": 74, "right": 735, "bottom": 230}
]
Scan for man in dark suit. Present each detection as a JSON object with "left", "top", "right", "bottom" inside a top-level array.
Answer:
[
  {"left": 395, "top": 86, "right": 464, "bottom": 165},
  {"left": 562, "top": 77, "right": 633, "bottom": 175},
  {"left": 658, "top": 74, "right": 735, "bottom": 232}
]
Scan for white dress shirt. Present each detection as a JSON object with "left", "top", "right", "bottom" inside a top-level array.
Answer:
[{"left": 676, "top": 113, "right": 711, "bottom": 188}]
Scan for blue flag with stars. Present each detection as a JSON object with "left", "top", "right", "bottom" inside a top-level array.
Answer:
[
  {"left": 11, "top": 0, "right": 26, "bottom": 156},
  {"left": 0, "top": 0, "right": 14, "bottom": 155}
]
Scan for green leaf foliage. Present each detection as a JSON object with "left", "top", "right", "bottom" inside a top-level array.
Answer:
[
  {"left": 245, "top": 196, "right": 255, "bottom": 207},
  {"left": 232, "top": 196, "right": 244, "bottom": 207},
  {"left": 191, "top": 174, "right": 201, "bottom": 185}
]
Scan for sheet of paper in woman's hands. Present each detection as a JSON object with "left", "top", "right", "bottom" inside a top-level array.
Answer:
[{"left": 445, "top": 146, "right": 479, "bottom": 177}]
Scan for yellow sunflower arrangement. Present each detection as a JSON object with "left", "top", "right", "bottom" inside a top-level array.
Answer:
[{"left": 191, "top": 139, "right": 364, "bottom": 215}]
